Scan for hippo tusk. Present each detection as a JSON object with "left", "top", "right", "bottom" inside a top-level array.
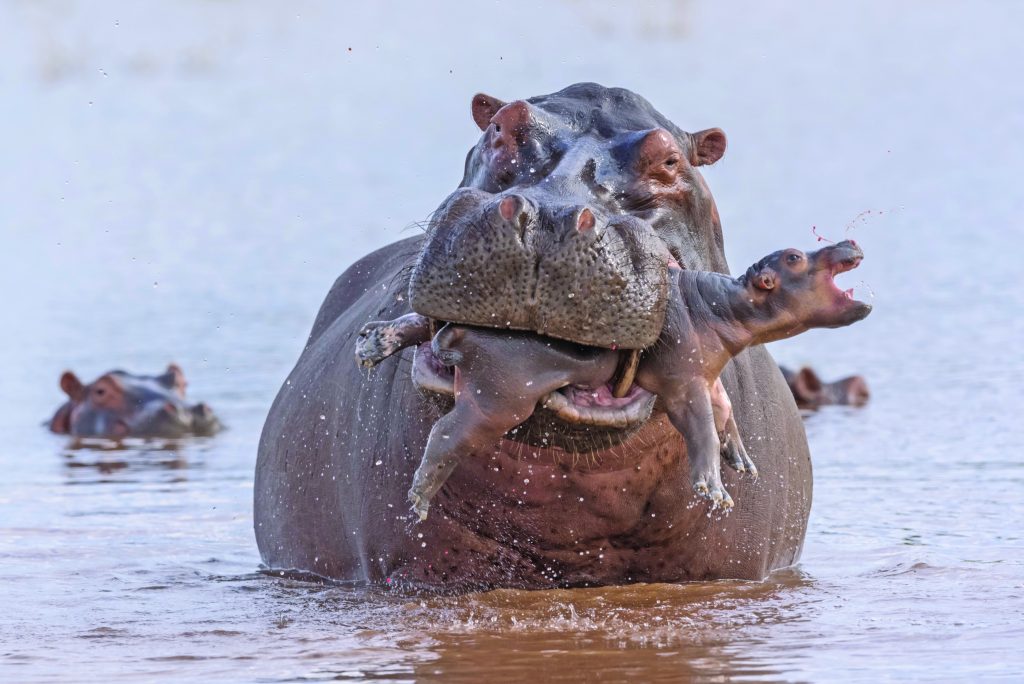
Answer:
[
  {"left": 612, "top": 349, "right": 641, "bottom": 398},
  {"left": 428, "top": 318, "right": 439, "bottom": 339}
]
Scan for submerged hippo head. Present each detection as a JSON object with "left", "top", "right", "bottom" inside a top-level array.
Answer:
[
  {"left": 48, "top": 364, "right": 221, "bottom": 440},
  {"left": 741, "top": 240, "right": 873, "bottom": 336},
  {"left": 409, "top": 83, "right": 729, "bottom": 350}
]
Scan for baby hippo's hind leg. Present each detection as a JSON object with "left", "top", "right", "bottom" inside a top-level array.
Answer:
[
  {"left": 720, "top": 416, "right": 757, "bottom": 478},
  {"left": 355, "top": 313, "right": 431, "bottom": 367},
  {"left": 710, "top": 378, "right": 757, "bottom": 477}
]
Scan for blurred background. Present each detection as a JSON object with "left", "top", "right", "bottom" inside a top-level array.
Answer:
[{"left": 1, "top": 1, "right": 1022, "bottom": 682}]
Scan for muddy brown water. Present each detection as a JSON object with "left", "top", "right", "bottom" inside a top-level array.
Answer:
[{"left": 2, "top": 1, "right": 1022, "bottom": 681}]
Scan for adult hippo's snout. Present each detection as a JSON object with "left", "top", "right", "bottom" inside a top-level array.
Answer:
[{"left": 409, "top": 187, "right": 671, "bottom": 349}]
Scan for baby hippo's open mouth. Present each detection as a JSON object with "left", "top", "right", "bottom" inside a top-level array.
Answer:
[
  {"left": 824, "top": 240, "right": 866, "bottom": 303},
  {"left": 412, "top": 340, "right": 656, "bottom": 429}
]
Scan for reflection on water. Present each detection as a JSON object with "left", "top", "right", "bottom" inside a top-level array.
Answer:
[
  {"left": 2, "top": 0, "right": 1023, "bottom": 681},
  {"left": 60, "top": 439, "right": 201, "bottom": 480}
]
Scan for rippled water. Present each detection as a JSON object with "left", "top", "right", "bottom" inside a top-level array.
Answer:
[{"left": 2, "top": 1, "right": 1022, "bottom": 681}]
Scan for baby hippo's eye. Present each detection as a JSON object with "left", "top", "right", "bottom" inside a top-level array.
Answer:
[
  {"left": 786, "top": 253, "right": 803, "bottom": 264},
  {"left": 94, "top": 387, "right": 106, "bottom": 396}
]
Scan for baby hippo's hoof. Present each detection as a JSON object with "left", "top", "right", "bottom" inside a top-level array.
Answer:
[
  {"left": 693, "top": 476, "right": 735, "bottom": 509},
  {"left": 355, "top": 321, "right": 406, "bottom": 368},
  {"left": 721, "top": 436, "right": 758, "bottom": 478},
  {"left": 408, "top": 489, "right": 430, "bottom": 522}
]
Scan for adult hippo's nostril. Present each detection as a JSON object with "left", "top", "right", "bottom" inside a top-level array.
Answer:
[{"left": 495, "top": 194, "right": 532, "bottom": 242}]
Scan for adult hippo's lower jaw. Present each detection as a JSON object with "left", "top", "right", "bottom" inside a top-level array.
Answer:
[
  {"left": 411, "top": 338, "right": 656, "bottom": 429},
  {"left": 408, "top": 187, "right": 672, "bottom": 351}
]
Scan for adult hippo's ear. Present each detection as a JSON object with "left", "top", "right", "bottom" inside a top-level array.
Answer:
[
  {"left": 158, "top": 363, "right": 188, "bottom": 397},
  {"left": 60, "top": 371, "right": 86, "bottom": 401},
  {"left": 689, "top": 128, "right": 728, "bottom": 166},
  {"left": 472, "top": 93, "right": 507, "bottom": 131}
]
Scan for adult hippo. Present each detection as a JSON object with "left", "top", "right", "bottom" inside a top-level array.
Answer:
[
  {"left": 49, "top": 364, "right": 222, "bottom": 440},
  {"left": 255, "top": 83, "right": 812, "bottom": 592}
]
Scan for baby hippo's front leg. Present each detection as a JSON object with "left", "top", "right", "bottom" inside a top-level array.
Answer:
[
  {"left": 355, "top": 313, "right": 431, "bottom": 368},
  {"left": 664, "top": 380, "right": 734, "bottom": 508}
]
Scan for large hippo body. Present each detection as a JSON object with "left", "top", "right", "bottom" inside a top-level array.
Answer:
[{"left": 255, "top": 84, "right": 812, "bottom": 591}]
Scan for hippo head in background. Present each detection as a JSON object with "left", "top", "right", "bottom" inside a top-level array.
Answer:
[
  {"left": 48, "top": 364, "right": 222, "bottom": 440},
  {"left": 407, "top": 83, "right": 730, "bottom": 436},
  {"left": 781, "top": 365, "right": 871, "bottom": 411}
]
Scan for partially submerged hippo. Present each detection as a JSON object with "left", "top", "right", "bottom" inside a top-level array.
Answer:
[
  {"left": 49, "top": 364, "right": 221, "bottom": 440},
  {"left": 780, "top": 365, "right": 870, "bottom": 410},
  {"left": 357, "top": 241, "right": 871, "bottom": 518},
  {"left": 255, "top": 83, "right": 852, "bottom": 591}
]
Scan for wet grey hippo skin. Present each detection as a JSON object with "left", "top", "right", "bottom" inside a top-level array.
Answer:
[
  {"left": 360, "top": 241, "right": 870, "bottom": 519},
  {"left": 255, "top": 83, "right": 816, "bottom": 592},
  {"left": 49, "top": 364, "right": 221, "bottom": 439}
]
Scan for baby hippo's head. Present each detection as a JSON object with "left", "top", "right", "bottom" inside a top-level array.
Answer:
[{"left": 742, "top": 240, "right": 872, "bottom": 332}]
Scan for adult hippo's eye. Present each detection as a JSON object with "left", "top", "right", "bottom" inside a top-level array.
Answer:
[
  {"left": 664, "top": 156, "right": 679, "bottom": 167},
  {"left": 787, "top": 253, "right": 803, "bottom": 264}
]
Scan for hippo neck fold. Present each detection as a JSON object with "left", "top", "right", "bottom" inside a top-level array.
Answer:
[{"left": 674, "top": 271, "right": 790, "bottom": 373}]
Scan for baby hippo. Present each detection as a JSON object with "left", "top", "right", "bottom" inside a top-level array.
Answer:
[
  {"left": 358, "top": 240, "right": 871, "bottom": 520},
  {"left": 48, "top": 364, "right": 222, "bottom": 440}
]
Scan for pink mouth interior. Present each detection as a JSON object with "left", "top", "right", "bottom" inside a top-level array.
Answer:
[
  {"left": 827, "top": 256, "right": 863, "bottom": 302},
  {"left": 561, "top": 382, "right": 647, "bottom": 409}
]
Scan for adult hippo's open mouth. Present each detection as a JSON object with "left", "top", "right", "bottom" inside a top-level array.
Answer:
[
  {"left": 255, "top": 83, "right": 816, "bottom": 592},
  {"left": 411, "top": 336, "right": 658, "bottom": 430}
]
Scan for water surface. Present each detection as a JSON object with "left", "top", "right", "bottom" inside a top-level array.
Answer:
[{"left": 2, "top": 1, "right": 1022, "bottom": 681}]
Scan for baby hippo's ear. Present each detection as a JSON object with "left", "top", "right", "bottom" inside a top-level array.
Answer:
[{"left": 752, "top": 266, "right": 777, "bottom": 291}]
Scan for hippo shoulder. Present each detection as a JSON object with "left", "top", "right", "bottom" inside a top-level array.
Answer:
[{"left": 307, "top": 236, "right": 423, "bottom": 345}]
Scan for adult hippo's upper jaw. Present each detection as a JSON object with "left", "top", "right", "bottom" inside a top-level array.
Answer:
[{"left": 408, "top": 187, "right": 671, "bottom": 350}]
